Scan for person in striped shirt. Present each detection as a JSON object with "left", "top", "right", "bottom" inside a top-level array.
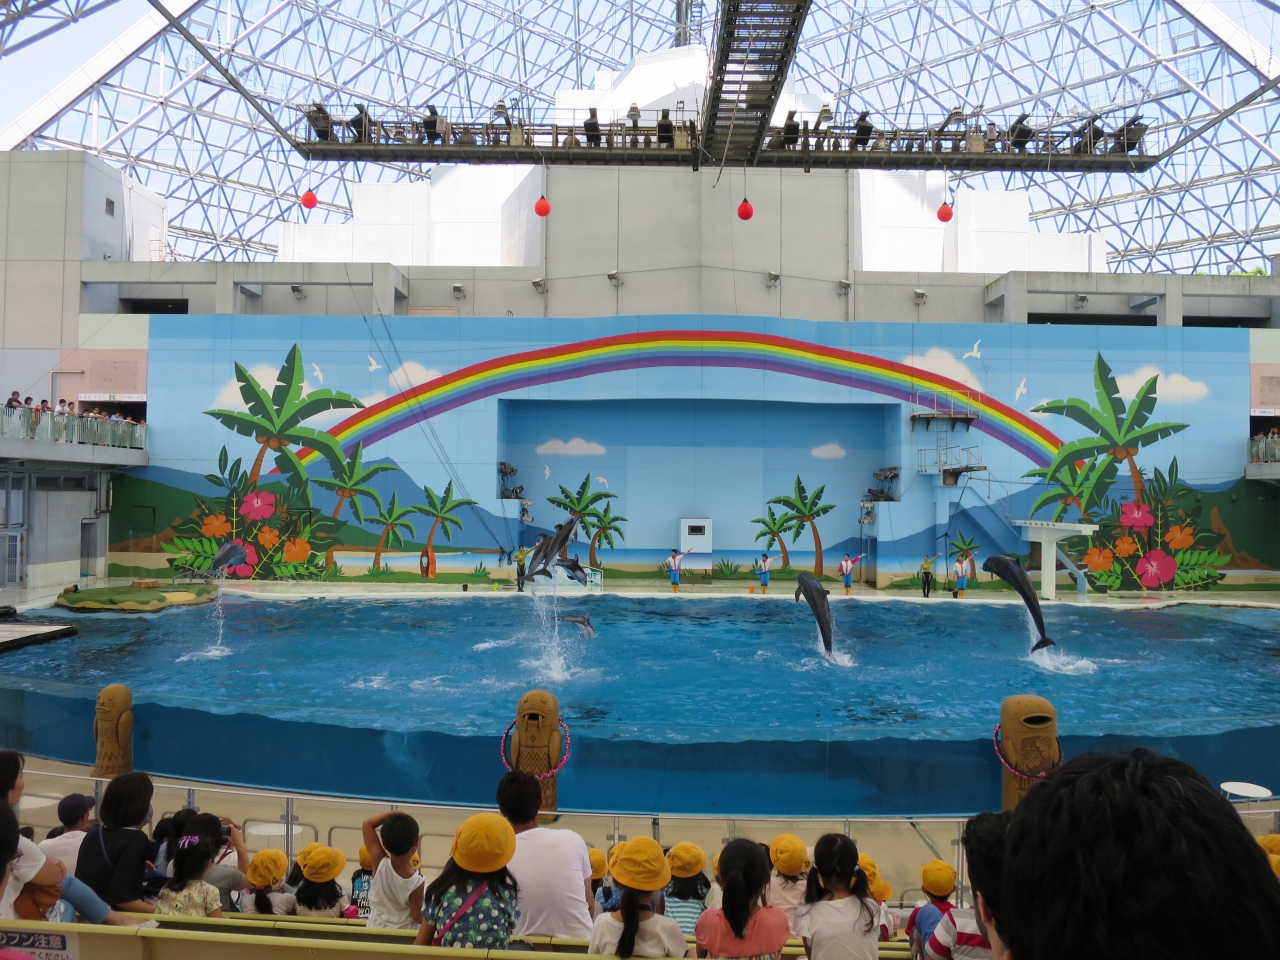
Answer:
[
  {"left": 663, "top": 842, "right": 710, "bottom": 935},
  {"left": 924, "top": 812, "right": 1007, "bottom": 960}
]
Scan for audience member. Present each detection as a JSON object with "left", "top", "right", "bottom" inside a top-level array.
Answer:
[
  {"left": 596, "top": 842, "right": 626, "bottom": 914},
  {"left": 347, "top": 844, "right": 374, "bottom": 918},
  {"left": 36, "top": 794, "right": 95, "bottom": 875},
  {"left": 704, "top": 853, "right": 723, "bottom": 911},
  {"left": 1000, "top": 748, "right": 1280, "bottom": 960},
  {"left": 766, "top": 834, "right": 809, "bottom": 931},
  {"left": 73, "top": 770, "right": 156, "bottom": 913},
  {"left": 0, "top": 804, "right": 39, "bottom": 960},
  {"left": 154, "top": 808, "right": 195, "bottom": 875},
  {"left": 295, "top": 846, "right": 349, "bottom": 918},
  {"left": 664, "top": 842, "right": 710, "bottom": 935},
  {"left": 155, "top": 836, "right": 223, "bottom": 918},
  {"left": 181, "top": 813, "right": 247, "bottom": 911},
  {"left": 415, "top": 812, "right": 519, "bottom": 948},
  {"left": 283, "top": 841, "right": 320, "bottom": 895},
  {"left": 241, "top": 849, "right": 295, "bottom": 916},
  {"left": 694, "top": 838, "right": 790, "bottom": 960},
  {"left": 363, "top": 810, "right": 424, "bottom": 929},
  {"left": 4, "top": 393, "right": 19, "bottom": 409},
  {"left": 856, "top": 854, "right": 894, "bottom": 940},
  {"left": 498, "top": 770, "right": 594, "bottom": 938},
  {"left": 589, "top": 837, "right": 687, "bottom": 959},
  {"left": 793, "top": 834, "right": 879, "bottom": 960},
  {"left": 906, "top": 859, "right": 956, "bottom": 955},
  {"left": 925, "top": 814, "right": 1002, "bottom": 960},
  {"left": 588, "top": 847, "right": 608, "bottom": 917}
]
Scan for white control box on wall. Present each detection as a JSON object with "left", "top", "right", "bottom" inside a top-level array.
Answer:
[{"left": 680, "top": 518, "right": 713, "bottom": 555}]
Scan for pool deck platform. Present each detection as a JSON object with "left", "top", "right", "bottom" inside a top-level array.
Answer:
[{"left": 0, "top": 620, "right": 77, "bottom": 650}]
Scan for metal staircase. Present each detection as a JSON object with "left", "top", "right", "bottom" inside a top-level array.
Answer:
[{"left": 700, "top": 0, "right": 812, "bottom": 166}]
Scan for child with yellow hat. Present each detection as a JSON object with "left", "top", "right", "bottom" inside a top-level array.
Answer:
[
  {"left": 283, "top": 840, "right": 322, "bottom": 895},
  {"left": 694, "top": 839, "right": 790, "bottom": 960},
  {"left": 346, "top": 845, "right": 374, "bottom": 919},
  {"left": 414, "top": 812, "right": 519, "bottom": 948},
  {"left": 296, "top": 846, "right": 350, "bottom": 917},
  {"left": 767, "top": 834, "right": 811, "bottom": 932},
  {"left": 587, "top": 837, "right": 688, "bottom": 959},
  {"left": 595, "top": 841, "right": 628, "bottom": 915},
  {"left": 242, "top": 848, "right": 296, "bottom": 916},
  {"left": 906, "top": 859, "right": 956, "bottom": 952},
  {"left": 856, "top": 853, "right": 896, "bottom": 939},
  {"left": 588, "top": 848, "right": 609, "bottom": 917},
  {"left": 793, "top": 834, "right": 881, "bottom": 960},
  {"left": 663, "top": 841, "right": 711, "bottom": 934}
]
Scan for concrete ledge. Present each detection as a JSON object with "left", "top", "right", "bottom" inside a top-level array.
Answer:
[{"left": 0, "top": 436, "right": 147, "bottom": 467}]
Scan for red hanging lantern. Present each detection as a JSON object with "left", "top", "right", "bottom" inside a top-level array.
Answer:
[
  {"left": 300, "top": 190, "right": 318, "bottom": 210},
  {"left": 937, "top": 202, "right": 953, "bottom": 223},
  {"left": 737, "top": 198, "right": 754, "bottom": 221},
  {"left": 534, "top": 195, "right": 551, "bottom": 217}
]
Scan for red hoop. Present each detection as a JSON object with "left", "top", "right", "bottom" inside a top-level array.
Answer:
[
  {"left": 992, "top": 723, "right": 1063, "bottom": 782},
  {"left": 500, "top": 718, "right": 571, "bottom": 781}
]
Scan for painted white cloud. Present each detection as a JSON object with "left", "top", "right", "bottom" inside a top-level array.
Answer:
[
  {"left": 537, "top": 437, "right": 606, "bottom": 456},
  {"left": 901, "top": 348, "right": 983, "bottom": 391},
  {"left": 211, "top": 364, "right": 285, "bottom": 410},
  {"left": 388, "top": 361, "right": 441, "bottom": 393},
  {"left": 811, "top": 443, "right": 847, "bottom": 460},
  {"left": 1114, "top": 366, "right": 1209, "bottom": 402}
]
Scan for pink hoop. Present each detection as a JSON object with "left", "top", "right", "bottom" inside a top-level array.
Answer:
[
  {"left": 992, "top": 723, "right": 1063, "bottom": 783},
  {"left": 500, "top": 718, "right": 571, "bottom": 781}
]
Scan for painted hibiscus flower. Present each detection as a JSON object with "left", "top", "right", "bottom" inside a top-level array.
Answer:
[
  {"left": 238, "top": 490, "right": 276, "bottom": 521},
  {"left": 256, "top": 527, "right": 281, "bottom": 550},
  {"left": 1119, "top": 501, "right": 1154, "bottom": 530},
  {"left": 201, "top": 513, "right": 231, "bottom": 538},
  {"left": 1114, "top": 536, "right": 1138, "bottom": 558},
  {"left": 228, "top": 539, "right": 259, "bottom": 578},
  {"left": 1164, "top": 525, "right": 1195, "bottom": 550},
  {"left": 1084, "top": 546, "right": 1114, "bottom": 572},
  {"left": 282, "top": 538, "right": 311, "bottom": 563},
  {"left": 1135, "top": 549, "right": 1177, "bottom": 589}
]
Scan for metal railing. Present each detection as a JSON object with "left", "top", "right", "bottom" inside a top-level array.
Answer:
[
  {"left": 918, "top": 445, "right": 983, "bottom": 475},
  {"left": 1249, "top": 436, "right": 1280, "bottom": 463},
  {"left": 0, "top": 408, "right": 146, "bottom": 449}
]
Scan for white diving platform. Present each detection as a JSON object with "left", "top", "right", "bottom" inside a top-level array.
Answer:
[{"left": 1014, "top": 520, "right": 1099, "bottom": 600}]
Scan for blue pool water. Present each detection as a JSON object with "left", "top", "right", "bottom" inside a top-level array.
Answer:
[{"left": 11, "top": 595, "right": 1280, "bottom": 743}]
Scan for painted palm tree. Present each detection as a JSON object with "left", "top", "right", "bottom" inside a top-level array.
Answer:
[
  {"left": 752, "top": 506, "right": 794, "bottom": 569},
  {"left": 204, "top": 345, "right": 363, "bottom": 486},
  {"left": 547, "top": 475, "right": 616, "bottom": 558},
  {"left": 770, "top": 476, "right": 837, "bottom": 576},
  {"left": 356, "top": 491, "right": 416, "bottom": 571},
  {"left": 1031, "top": 353, "right": 1187, "bottom": 505},
  {"left": 1027, "top": 456, "right": 1118, "bottom": 522},
  {"left": 586, "top": 503, "right": 626, "bottom": 567},
  {"left": 309, "top": 443, "right": 399, "bottom": 567},
  {"left": 413, "top": 481, "right": 478, "bottom": 578},
  {"left": 948, "top": 531, "right": 981, "bottom": 580}
]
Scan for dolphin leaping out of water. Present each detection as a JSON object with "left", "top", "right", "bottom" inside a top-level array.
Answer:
[
  {"left": 560, "top": 614, "right": 595, "bottom": 638},
  {"left": 794, "top": 571, "right": 834, "bottom": 656},
  {"left": 556, "top": 556, "right": 589, "bottom": 586},
  {"left": 519, "top": 518, "right": 579, "bottom": 584},
  {"left": 981, "top": 555, "right": 1055, "bottom": 652},
  {"left": 209, "top": 541, "right": 247, "bottom": 576}
]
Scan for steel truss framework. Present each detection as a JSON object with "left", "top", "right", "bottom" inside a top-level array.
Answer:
[{"left": 3, "top": 0, "right": 1280, "bottom": 272}]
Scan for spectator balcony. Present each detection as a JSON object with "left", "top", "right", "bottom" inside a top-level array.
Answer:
[
  {"left": 0, "top": 408, "right": 148, "bottom": 468},
  {"left": 1246, "top": 437, "right": 1280, "bottom": 484}
]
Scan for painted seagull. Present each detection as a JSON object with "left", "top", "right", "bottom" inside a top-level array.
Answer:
[{"left": 963, "top": 340, "right": 982, "bottom": 360}]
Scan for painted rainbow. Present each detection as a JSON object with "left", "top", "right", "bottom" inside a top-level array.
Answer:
[{"left": 298, "top": 330, "right": 1062, "bottom": 466}]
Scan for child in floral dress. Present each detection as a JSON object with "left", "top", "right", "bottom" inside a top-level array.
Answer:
[
  {"left": 154, "top": 836, "right": 222, "bottom": 918},
  {"left": 414, "top": 813, "right": 519, "bottom": 949}
]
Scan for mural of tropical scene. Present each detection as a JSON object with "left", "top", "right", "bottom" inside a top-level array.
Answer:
[{"left": 112, "top": 318, "right": 1280, "bottom": 591}]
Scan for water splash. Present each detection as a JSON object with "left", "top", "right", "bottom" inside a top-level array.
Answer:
[
  {"left": 179, "top": 583, "right": 233, "bottom": 662},
  {"left": 524, "top": 586, "right": 575, "bottom": 682},
  {"left": 1027, "top": 646, "right": 1098, "bottom": 675}
]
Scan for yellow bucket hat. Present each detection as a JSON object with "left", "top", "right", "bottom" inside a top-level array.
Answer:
[
  {"left": 1257, "top": 834, "right": 1280, "bottom": 857},
  {"left": 1270, "top": 854, "right": 1280, "bottom": 881},
  {"left": 359, "top": 845, "right": 373, "bottom": 872},
  {"left": 411, "top": 850, "right": 421, "bottom": 870},
  {"left": 246, "top": 849, "right": 288, "bottom": 889},
  {"left": 713, "top": 852, "right": 722, "bottom": 878},
  {"left": 451, "top": 813, "right": 517, "bottom": 874},
  {"left": 920, "top": 859, "right": 956, "bottom": 898},
  {"left": 608, "top": 842, "right": 625, "bottom": 866},
  {"left": 589, "top": 848, "right": 608, "bottom": 881},
  {"left": 769, "top": 834, "right": 811, "bottom": 877},
  {"left": 667, "top": 842, "right": 706, "bottom": 879},
  {"left": 296, "top": 842, "right": 322, "bottom": 868},
  {"left": 609, "top": 837, "right": 671, "bottom": 892},
  {"left": 302, "top": 846, "right": 344, "bottom": 884},
  {"left": 859, "top": 853, "right": 892, "bottom": 901}
]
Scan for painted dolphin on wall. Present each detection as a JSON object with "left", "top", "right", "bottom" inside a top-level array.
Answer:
[
  {"left": 794, "top": 571, "right": 833, "bottom": 655},
  {"left": 209, "top": 541, "right": 247, "bottom": 576},
  {"left": 560, "top": 614, "right": 595, "bottom": 638},
  {"left": 520, "top": 518, "right": 579, "bottom": 583},
  {"left": 981, "top": 555, "right": 1055, "bottom": 652}
]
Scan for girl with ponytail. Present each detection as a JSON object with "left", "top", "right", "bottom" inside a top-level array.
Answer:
[
  {"left": 588, "top": 838, "right": 687, "bottom": 959},
  {"left": 792, "top": 834, "right": 879, "bottom": 960},
  {"left": 694, "top": 839, "right": 789, "bottom": 960},
  {"left": 154, "top": 836, "right": 222, "bottom": 917},
  {"left": 241, "top": 849, "right": 296, "bottom": 915}
]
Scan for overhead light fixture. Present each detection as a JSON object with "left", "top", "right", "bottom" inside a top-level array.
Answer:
[
  {"left": 627, "top": 103, "right": 641, "bottom": 124},
  {"left": 1074, "top": 293, "right": 1088, "bottom": 309},
  {"left": 531, "top": 278, "right": 547, "bottom": 294},
  {"left": 290, "top": 284, "right": 305, "bottom": 300},
  {"left": 766, "top": 271, "right": 781, "bottom": 289},
  {"left": 453, "top": 283, "right": 465, "bottom": 300},
  {"left": 607, "top": 271, "right": 623, "bottom": 287},
  {"left": 493, "top": 98, "right": 508, "bottom": 121},
  {"left": 815, "top": 104, "right": 833, "bottom": 131},
  {"left": 836, "top": 280, "right": 851, "bottom": 296},
  {"left": 913, "top": 288, "right": 927, "bottom": 305}
]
